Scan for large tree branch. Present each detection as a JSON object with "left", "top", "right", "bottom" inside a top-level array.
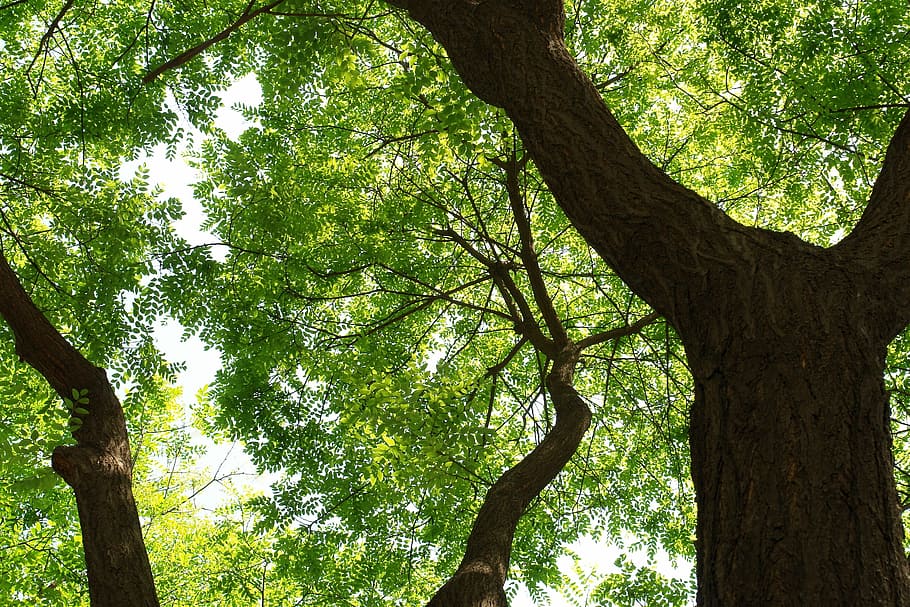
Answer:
[
  {"left": 427, "top": 343, "right": 589, "bottom": 607},
  {"left": 389, "top": 0, "right": 749, "bottom": 324},
  {"left": 0, "top": 251, "right": 159, "bottom": 607},
  {"left": 837, "top": 109, "right": 910, "bottom": 328}
]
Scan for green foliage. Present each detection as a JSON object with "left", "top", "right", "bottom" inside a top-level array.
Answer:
[{"left": 2, "top": 0, "right": 910, "bottom": 604}]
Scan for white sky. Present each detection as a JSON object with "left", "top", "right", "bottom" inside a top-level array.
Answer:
[{"left": 136, "top": 75, "right": 267, "bottom": 509}]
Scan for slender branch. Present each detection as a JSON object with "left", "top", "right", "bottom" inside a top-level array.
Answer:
[
  {"left": 0, "top": 171, "right": 57, "bottom": 197},
  {"left": 364, "top": 129, "right": 439, "bottom": 158},
  {"left": 0, "top": 0, "right": 29, "bottom": 10},
  {"left": 435, "top": 226, "right": 555, "bottom": 351},
  {"left": 497, "top": 152, "right": 568, "bottom": 343},
  {"left": 831, "top": 103, "right": 910, "bottom": 113},
  {"left": 576, "top": 310, "right": 661, "bottom": 349},
  {"left": 142, "top": 0, "right": 286, "bottom": 83},
  {"left": 485, "top": 335, "right": 528, "bottom": 378},
  {"left": 26, "top": 0, "right": 75, "bottom": 90},
  {"left": 0, "top": 211, "right": 71, "bottom": 300},
  {"left": 427, "top": 343, "right": 589, "bottom": 606}
]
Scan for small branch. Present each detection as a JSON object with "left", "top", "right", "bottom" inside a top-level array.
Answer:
[
  {"left": 0, "top": 0, "right": 29, "bottom": 11},
  {"left": 498, "top": 151, "right": 568, "bottom": 344},
  {"left": 0, "top": 171, "right": 57, "bottom": 197},
  {"left": 831, "top": 103, "right": 910, "bottom": 113},
  {"left": 364, "top": 129, "right": 439, "bottom": 158},
  {"left": 438, "top": 226, "right": 554, "bottom": 352},
  {"left": 575, "top": 311, "right": 661, "bottom": 349},
  {"left": 26, "top": 0, "right": 75, "bottom": 92},
  {"left": 485, "top": 336, "right": 529, "bottom": 378},
  {"left": 142, "top": 0, "right": 286, "bottom": 83}
]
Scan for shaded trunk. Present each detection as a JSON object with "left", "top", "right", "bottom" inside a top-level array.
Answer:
[
  {"left": 677, "top": 236, "right": 910, "bottom": 605},
  {"left": 689, "top": 343, "right": 909, "bottom": 605},
  {"left": 0, "top": 253, "right": 159, "bottom": 607}
]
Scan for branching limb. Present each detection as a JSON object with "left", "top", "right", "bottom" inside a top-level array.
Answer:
[
  {"left": 435, "top": 225, "right": 554, "bottom": 351},
  {"left": 576, "top": 310, "right": 661, "bottom": 349},
  {"left": 496, "top": 152, "right": 568, "bottom": 344},
  {"left": 26, "top": 0, "right": 75, "bottom": 92}
]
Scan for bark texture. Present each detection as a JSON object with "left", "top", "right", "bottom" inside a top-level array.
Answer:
[
  {"left": 389, "top": 0, "right": 910, "bottom": 604},
  {"left": 0, "top": 252, "right": 159, "bottom": 607},
  {"left": 681, "top": 235, "right": 910, "bottom": 606}
]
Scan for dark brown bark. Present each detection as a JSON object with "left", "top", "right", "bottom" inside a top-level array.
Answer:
[
  {"left": 0, "top": 252, "right": 159, "bottom": 607},
  {"left": 388, "top": 0, "right": 910, "bottom": 604},
  {"left": 680, "top": 235, "right": 910, "bottom": 605}
]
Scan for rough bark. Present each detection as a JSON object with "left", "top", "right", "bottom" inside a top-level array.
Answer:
[
  {"left": 680, "top": 235, "right": 910, "bottom": 605},
  {"left": 0, "top": 252, "right": 159, "bottom": 607},
  {"left": 388, "top": 0, "right": 910, "bottom": 604}
]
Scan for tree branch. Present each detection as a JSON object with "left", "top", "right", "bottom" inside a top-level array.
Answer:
[
  {"left": 395, "top": 0, "right": 748, "bottom": 324},
  {"left": 427, "top": 343, "right": 590, "bottom": 607},
  {"left": 438, "top": 225, "right": 555, "bottom": 353},
  {"left": 142, "top": 0, "right": 286, "bottom": 83},
  {"left": 26, "top": 0, "right": 75, "bottom": 91},
  {"left": 498, "top": 153, "right": 568, "bottom": 344},
  {"left": 838, "top": 109, "right": 910, "bottom": 328},
  {"left": 576, "top": 310, "right": 661, "bottom": 349}
]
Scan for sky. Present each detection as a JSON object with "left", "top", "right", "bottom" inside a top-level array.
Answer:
[{"left": 126, "top": 75, "right": 265, "bottom": 509}]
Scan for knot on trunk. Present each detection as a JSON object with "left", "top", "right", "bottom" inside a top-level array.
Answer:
[{"left": 51, "top": 444, "right": 129, "bottom": 490}]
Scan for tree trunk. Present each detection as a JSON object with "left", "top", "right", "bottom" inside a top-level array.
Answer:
[
  {"left": 0, "top": 253, "right": 160, "bottom": 607},
  {"left": 675, "top": 233, "right": 910, "bottom": 605}
]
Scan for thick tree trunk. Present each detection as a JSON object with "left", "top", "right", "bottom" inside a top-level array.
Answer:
[
  {"left": 0, "top": 253, "right": 159, "bottom": 607},
  {"left": 690, "top": 344, "right": 909, "bottom": 605},
  {"left": 675, "top": 235, "right": 910, "bottom": 605}
]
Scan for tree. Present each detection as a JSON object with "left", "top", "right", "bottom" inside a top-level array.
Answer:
[
  {"left": 3, "top": 0, "right": 910, "bottom": 606},
  {"left": 387, "top": 1, "right": 910, "bottom": 604}
]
